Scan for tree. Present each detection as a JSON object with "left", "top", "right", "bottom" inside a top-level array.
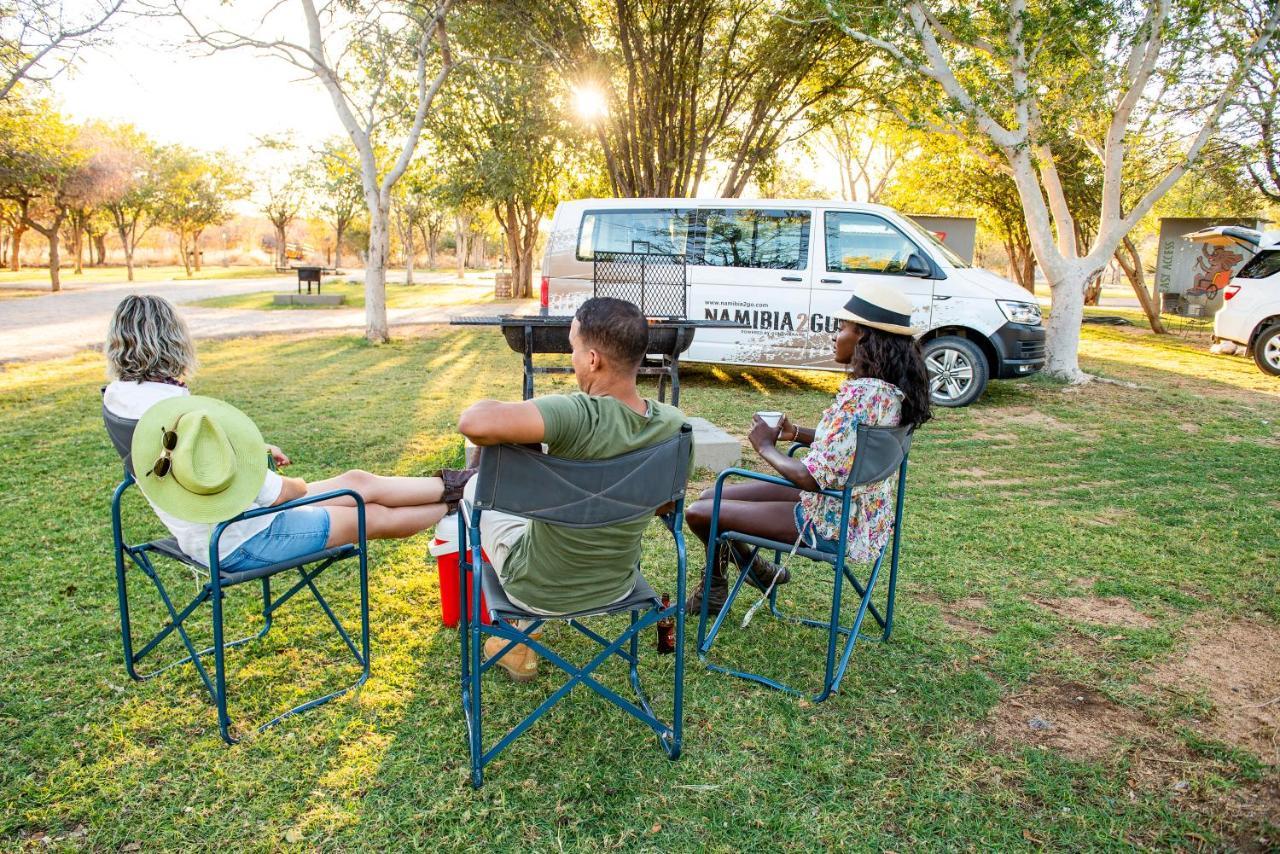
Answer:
[
  {"left": 154, "top": 146, "right": 244, "bottom": 277},
  {"left": 254, "top": 135, "right": 307, "bottom": 270},
  {"left": 307, "top": 137, "right": 363, "bottom": 269},
  {"left": 0, "top": 99, "right": 86, "bottom": 290},
  {"left": 819, "top": 109, "right": 909, "bottom": 203},
  {"left": 824, "top": 0, "right": 1280, "bottom": 381},
  {"left": 430, "top": 8, "right": 595, "bottom": 299},
  {"left": 93, "top": 123, "right": 160, "bottom": 281},
  {"left": 520, "top": 0, "right": 872, "bottom": 198},
  {"left": 174, "top": 0, "right": 456, "bottom": 342},
  {"left": 1, "top": 0, "right": 127, "bottom": 101},
  {"left": 1238, "top": 41, "right": 1280, "bottom": 202}
]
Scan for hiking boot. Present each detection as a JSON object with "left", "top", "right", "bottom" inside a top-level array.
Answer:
[
  {"left": 685, "top": 544, "right": 731, "bottom": 616},
  {"left": 743, "top": 553, "right": 790, "bottom": 593},
  {"left": 484, "top": 632, "right": 541, "bottom": 683},
  {"left": 436, "top": 467, "right": 477, "bottom": 515}
]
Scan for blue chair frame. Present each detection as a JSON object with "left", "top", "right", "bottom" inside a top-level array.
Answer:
[
  {"left": 110, "top": 474, "right": 370, "bottom": 744},
  {"left": 457, "top": 430, "right": 691, "bottom": 788},
  {"left": 696, "top": 424, "right": 912, "bottom": 701}
]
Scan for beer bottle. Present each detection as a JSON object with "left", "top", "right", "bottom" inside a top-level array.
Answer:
[{"left": 656, "top": 593, "right": 676, "bottom": 654}]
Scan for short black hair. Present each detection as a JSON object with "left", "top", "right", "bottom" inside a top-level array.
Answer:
[{"left": 574, "top": 297, "right": 648, "bottom": 371}]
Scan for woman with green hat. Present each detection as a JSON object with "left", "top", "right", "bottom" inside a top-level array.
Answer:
[
  {"left": 105, "top": 294, "right": 472, "bottom": 571},
  {"left": 684, "top": 281, "right": 933, "bottom": 616}
]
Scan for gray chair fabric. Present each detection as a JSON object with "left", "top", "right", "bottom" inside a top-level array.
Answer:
[
  {"left": 471, "top": 423, "right": 693, "bottom": 528},
  {"left": 479, "top": 563, "right": 661, "bottom": 621},
  {"left": 848, "top": 424, "right": 914, "bottom": 487},
  {"left": 103, "top": 403, "right": 139, "bottom": 478}
]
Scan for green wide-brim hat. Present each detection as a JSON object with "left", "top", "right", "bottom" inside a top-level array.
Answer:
[{"left": 131, "top": 395, "right": 268, "bottom": 524}]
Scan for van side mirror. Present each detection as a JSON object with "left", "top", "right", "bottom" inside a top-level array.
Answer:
[{"left": 904, "top": 253, "right": 932, "bottom": 278}]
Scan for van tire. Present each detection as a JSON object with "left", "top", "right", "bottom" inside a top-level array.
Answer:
[
  {"left": 923, "top": 336, "right": 989, "bottom": 407},
  {"left": 1253, "top": 324, "right": 1280, "bottom": 376}
]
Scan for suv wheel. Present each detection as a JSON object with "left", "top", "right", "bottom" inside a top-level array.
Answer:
[
  {"left": 923, "top": 335, "right": 989, "bottom": 407},
  {"left": 1253, "top": 324, "right": 1280, "bottom": 376}
]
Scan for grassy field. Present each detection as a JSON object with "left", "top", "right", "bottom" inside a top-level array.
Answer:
[
  {"left": 0, "top": 265, "right": 282, "bottom": 287},
  {"left": 0, "top": 324, "right": 1277, "bottom": 850},
  {"left": 189, "top": 279, "right": 498, "bottom": 311}
]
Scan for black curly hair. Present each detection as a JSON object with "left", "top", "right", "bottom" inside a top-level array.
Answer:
[{"left": 848, "top": 324, "right": 932, "bottom": 430}]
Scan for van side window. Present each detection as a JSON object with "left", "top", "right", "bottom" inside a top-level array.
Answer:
[
  {"left": 1237, "top": 249, "right": 1280, "bottom": 279},
  {"left": 825, "top": 212, "right": 920, "bottom": 275},
  {"left": 697, "top": 209, "right": 810, "bottom": 270},
  {"left": 576, "top": 209, "right": 692, "bottom": 261}
]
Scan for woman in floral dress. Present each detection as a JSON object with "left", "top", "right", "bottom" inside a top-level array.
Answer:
[{"left": 685, "top": 282, "right": 934, "bottom": 615}]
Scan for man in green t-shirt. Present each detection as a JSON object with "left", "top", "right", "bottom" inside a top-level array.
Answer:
[{"left": 457, "top": 297, "right": 688, "bottom": 682}]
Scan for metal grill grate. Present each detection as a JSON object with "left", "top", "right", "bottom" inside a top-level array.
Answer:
[{"left": 593, "top": 252, "right": 688, "bottom": 318}]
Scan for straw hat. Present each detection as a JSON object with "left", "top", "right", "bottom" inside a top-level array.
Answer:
[
  {"left": 131, "top": 395, "right": 268, "bottom": 523},
  {"left": 832, "top": 281, "right": 917, "bottom": 336}
]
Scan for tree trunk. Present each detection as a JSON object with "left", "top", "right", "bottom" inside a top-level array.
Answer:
[
  {"left": 398, "top": 210, "right": 415, "bottom": 286},
  {"left": 1084, "top": 274, "right": 1102, "bottom": 306},
  {"left": 364, "top": 193, "right": 391, "bottom": 343},
  {"left": 93, "top": 232, "right": 106, "bottom": 266},
  {"left": 10, "top": 222, "right": 24, "bottom": 271},
  {"left": 277, "top": 224, "right": 289, "bottom": 269},
  {"left": 334, "top": 223, "right": 344, "bottom": 268},
  {"left": 1115, "top": 235, "right": 1166, "bottom": 334},
  {"left": 179, "top": 231, "right": 193, "bottom": 277},
  {"left": 1043, "top": 264, "right": 1092, "bottom": 380},
  {"left": 47, "top": 231, "right": 61, "bottom": 292},
  {"left": 116, "top": 222, "right": 135, "bottom": 282},
  {"left": 192, "top": 230, "right": 203, "bottom": 271},
  {"left": 455, "top": 213, "right": 470, "bottom": 279},
  {"left": 71, "top": 222, "right": 84, "bottom": 275}
]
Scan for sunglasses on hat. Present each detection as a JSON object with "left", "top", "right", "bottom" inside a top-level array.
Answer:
[{"left": 148, "top": 427, "right": 179, "bottom": 479}]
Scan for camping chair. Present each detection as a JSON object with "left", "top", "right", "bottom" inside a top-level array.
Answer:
[
  {"left": 458, "top": 424, "right": 692, "bottom": 789},
  {"left": 104, "top": 405, "right": 370, "bottom": 744},
  {"left": 696, "top": 423, "right": 913, "bottom": 701}
]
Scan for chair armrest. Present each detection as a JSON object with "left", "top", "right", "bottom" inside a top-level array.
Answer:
[
  {"left": 786, "top": 442, "right": 811, "bottom": 458},
  {"left": 209, "top": 489, "right": 365, "bottom": 573},
  {"left": 712, "top": 467, "right": 845, "bottom": 502}
]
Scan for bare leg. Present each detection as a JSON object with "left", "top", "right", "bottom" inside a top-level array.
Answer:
[
  {"left": 306, "top": 469, "right": 445, "bottom": 507},
  {"left": 695, "top": 481, "right": 803, "bottom": 503},
  {"left": 685, "top": 498, "right": 803, "bottom": 548},
  {"left": 324, "top": 502, "right": 448, "bottom": 548}
]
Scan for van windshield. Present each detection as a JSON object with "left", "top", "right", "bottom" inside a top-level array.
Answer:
[{"left": 899, "top": 217, "right": 970, "bottom": 268}]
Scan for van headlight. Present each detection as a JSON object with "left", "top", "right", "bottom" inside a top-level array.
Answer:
[{"left": 997, "top": 299, "right": 1042, "bottom": 325}]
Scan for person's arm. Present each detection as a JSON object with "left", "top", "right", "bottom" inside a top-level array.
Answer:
[
  {"left": 271, "top": 475, "right": 307, "bottom": 506},
  {"left": 266, "top": 444, "right": 291, "bottom": 467},
  {"left": 747, "top": 414, "right": 820, "bottom": 491},
  {"left": 457, "top": 399, "right": 547, "bottom": 447}
]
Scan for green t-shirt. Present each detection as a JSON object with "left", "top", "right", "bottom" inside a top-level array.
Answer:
[{"left": 500, "top": 392, "right": 688, "bottom": 613}]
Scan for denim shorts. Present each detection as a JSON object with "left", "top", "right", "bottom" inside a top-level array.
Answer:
[
  {"left": 221, "top": 507, "right": 332, "bottom": 572},
  {"left": 794, "top": 503, "right": 841, "bottom": 555}
]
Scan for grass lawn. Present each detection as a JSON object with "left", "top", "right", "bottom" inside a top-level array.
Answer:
[
  {"left": 0, "top": 265, "right": 282, "bottom": 287},
  {"left": 188, "top": 279, "right": 498, "bottom": 311},
  {"left": 0, "top": 323, "right": 1277, "bottom": 850}
]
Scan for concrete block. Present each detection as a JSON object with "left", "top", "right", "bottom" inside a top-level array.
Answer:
[
  {"left": 688, "top": 416, "right": 741, "bottom": 473},
  {"left": 273, "top": 293, "right": 345, "bottom": 306}
]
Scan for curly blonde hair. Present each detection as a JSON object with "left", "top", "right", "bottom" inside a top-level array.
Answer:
[{"left": 105, "top": 295, "right": 198, "bottom": 382}]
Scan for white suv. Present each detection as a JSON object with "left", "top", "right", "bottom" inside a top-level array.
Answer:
[{"left": 1188, "top": 226, "right": 1280, "bottom": 377}]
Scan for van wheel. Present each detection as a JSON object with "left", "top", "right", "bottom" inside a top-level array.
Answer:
[
  {"left": 1253, "top": 325, "right": 1280, "bottom": 376},
  {"left": 923, "top": 336, "right": 989, "bottom": 407}
]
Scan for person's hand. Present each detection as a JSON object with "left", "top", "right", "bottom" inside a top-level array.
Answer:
[
  {"left": 777, "top": 414, "right": 799, "bottom": 443},
  {"left": 267, "top": 444, "right": 291, "bottom": 467},
  {"left": 748, "top": 413, "right": 781, "bottom": 452}
]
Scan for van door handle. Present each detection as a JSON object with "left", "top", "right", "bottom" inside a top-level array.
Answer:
[
  {"left": 819, "top": 278, "right": 840, "bottom": 284},
  {"left": 933, "top": 295, "right": 952, "bottom": 300},
  {"left": 781, "top": 276, "right": 802, "bottom": 282}
]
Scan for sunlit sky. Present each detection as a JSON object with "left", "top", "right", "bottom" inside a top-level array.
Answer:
[{"left": 52, "top": 6, "right": 842, "bottom": 198}]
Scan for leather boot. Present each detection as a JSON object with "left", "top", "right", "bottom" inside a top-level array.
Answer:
[
  {"left": 484, "top": 632, "right": 542, "bottom": 683},
  {"left": 435, "top": 467, "right": 477, "bottom": 515},
  {"left": 685, "top": 542, "right": 731, "bottom": 616},
  {"left": 742, "top": 549, "right": 790, "bottom": 593}
]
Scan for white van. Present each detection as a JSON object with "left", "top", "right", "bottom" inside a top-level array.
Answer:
[{"left": 539, "top": 199, "right": 1046, "bottom": 406}]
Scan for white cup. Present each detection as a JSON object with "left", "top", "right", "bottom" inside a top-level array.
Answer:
[{"left": 756, "top": 410, "right": 782, "bottom": 429}]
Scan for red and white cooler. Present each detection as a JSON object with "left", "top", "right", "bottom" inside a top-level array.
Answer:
[{"left": 428, "top": 514, "right": 490, "bottom": 628}]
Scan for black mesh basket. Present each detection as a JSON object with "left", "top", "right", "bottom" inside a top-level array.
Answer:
[{"left": 592, "top": 252, "right": 688, "bottom": 319}]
